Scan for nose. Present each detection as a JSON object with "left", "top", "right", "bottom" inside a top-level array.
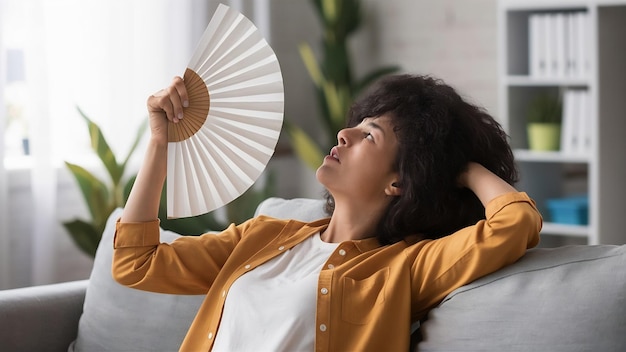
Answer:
[{"left": 337, "top": 128, "right": 351, "bottom": 146}]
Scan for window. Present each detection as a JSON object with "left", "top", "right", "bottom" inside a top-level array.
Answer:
[{"left": 2, "top": 0, "right": 206, "bottom": 169}]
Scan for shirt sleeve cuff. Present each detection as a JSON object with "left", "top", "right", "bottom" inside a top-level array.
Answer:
[
  {"left": 485, "top": 191, "right": 537, "bottom": 219},
  {"left": 113, "top": 218, "right": 161, "bottom": 248}
]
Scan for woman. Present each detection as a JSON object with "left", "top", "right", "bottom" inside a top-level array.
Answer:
[{"left": 113, "top": 74, "right": 542, "bottom": 351}]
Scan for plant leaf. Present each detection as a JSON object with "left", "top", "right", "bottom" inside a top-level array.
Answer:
[
  {"left": 122, "top": 117, "right": 148, "bottom": 169},
  {"left": 65, "top": 161, "right": 111, "bottom": 226},
  {"left": 321, "top": 0, "right": 338, "bottom": 24},
  {"left": 322, "top": 81, "right": 344, "bottom": 127},
  {"left": 76, "top": 106, "right": 123, "bottom": 186},
  {"left": 227, "top": 171, "right": 276, "bottom": 225},
  {"left": 298, "top": 43, "right": 324, "bottom": 88},
  {"left": 123, "top": 175, "right": 136, "bottom": 206},
  {"left": 284, "top": 121, "right": 325, "bottom": 171},
  {"left": 157, "top": 182, "right": 227, "bottom": 235},
  {"left": 63, "top": 219, "right": 102, "bottom": 257}
]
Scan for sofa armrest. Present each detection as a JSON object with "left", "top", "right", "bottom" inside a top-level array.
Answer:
[{"left": 0, "top": 280, "right": 88, "bottom": 352}]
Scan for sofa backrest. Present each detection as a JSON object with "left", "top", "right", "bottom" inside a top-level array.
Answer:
[{"left": 418, "top": 243, "right": 626, "bottom": 351}]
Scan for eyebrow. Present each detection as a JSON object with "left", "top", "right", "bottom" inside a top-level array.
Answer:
[{"left": 363, "top": 118, "right": 386, "bottom": 137}]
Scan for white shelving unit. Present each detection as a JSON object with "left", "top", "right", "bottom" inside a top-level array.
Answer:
[{"left": 498, "top": 0, "right": 626, "bottom": 245}]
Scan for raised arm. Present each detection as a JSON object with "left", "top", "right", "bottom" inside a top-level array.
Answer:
[
  {"left": 410, "top": 162, "right": 542, "bottom": 319},
  {"left": 458, "top": 162, "right": 518, "bottom": 206},
  {"left": 121, "top": 77, "right": 189, "bottom": 223}
]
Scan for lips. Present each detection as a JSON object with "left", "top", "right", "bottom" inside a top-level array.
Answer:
[{"left": 329, "top": 146, "right": 340, "bottom": 162}]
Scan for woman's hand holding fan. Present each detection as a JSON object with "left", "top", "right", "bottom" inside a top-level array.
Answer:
[{"left": 166, "top": 4, "right": 285, "bottom": 219}]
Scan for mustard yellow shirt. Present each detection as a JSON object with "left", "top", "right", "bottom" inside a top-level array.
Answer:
[{"left": 112, "top": 192, "right": 541, "bottom": 351}]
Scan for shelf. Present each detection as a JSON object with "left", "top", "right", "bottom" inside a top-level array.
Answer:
[
  {"left": 513, "top": 149, "right": 590, "bottom": 163},
  {"left": 500, "top": 0, "right": 626, "bottom": 245},
  {"left": 501, "top": 1, "right": 590, "bottom": 11},
  {"left": 541, "top": 222, "right": 589, "bottom": 237},
  {"left": 505, "top": 75, "right": 590, "bottom": 87}
]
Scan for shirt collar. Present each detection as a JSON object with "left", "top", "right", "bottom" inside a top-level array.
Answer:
[{"left": 304, "top": 218, "right": 384, "bottom": 253}]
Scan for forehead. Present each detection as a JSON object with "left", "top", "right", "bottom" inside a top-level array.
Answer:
[{"left": 359, "top": 114, "right": 396, "bottom": 131}]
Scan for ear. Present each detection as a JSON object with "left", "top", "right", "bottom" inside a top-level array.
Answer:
[{"left": 385, "top": 181, "right": 402, "bottom": 197}]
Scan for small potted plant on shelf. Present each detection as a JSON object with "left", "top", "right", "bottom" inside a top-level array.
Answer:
[{"left": 526, "top": 93, "right": 562, "bottom": 151}]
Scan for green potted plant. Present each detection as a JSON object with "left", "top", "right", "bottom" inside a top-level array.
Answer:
[
  {"left": 286, "top": 0, "right": 400, "bottom": 170},
  {"left": 526, "top": 93, "right": 562, "bottom": 151},
  {"left": 64, "top": 107, "right": 275, "bottom": 257},
  {"left": 63, "top": 107, "right": 147, "bottom": 257}
]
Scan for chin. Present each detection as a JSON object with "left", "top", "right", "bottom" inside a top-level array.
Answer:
[
  {"left": 315, "top": 166, "right": 324, "bottom": 183},
  {"left": 315, "top": 165, "right": 331, "bottom": 189}
]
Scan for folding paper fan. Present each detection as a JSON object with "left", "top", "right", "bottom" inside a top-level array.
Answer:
[{"left": 166, "top": 3, "right": 284, "bottom": 218}]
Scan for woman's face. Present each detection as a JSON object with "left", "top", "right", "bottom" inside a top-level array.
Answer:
[{"left": 316, "top": 114, "right": 400, "bottom": 205}]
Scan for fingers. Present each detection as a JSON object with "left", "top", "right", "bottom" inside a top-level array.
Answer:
[
  {"left": 147, "top": 76, "right": 189, "bottom": 123},
  {"left": 166, "top": 76, "right": 188, "bottom": 123}
]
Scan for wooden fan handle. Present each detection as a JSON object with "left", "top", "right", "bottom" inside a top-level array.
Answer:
[{"left": 168, "top": 68, "right": 210, "bottom": 142}]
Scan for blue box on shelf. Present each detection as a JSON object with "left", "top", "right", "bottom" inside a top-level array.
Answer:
[{"left": 546, "top": 195, "right": 589, "bottom": 225}]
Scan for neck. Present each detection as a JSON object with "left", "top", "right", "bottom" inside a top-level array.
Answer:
[{"left": 321, "top": 198, "right": 387, "bottom": 243}]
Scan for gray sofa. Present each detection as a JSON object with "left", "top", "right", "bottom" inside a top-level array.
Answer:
[{"left": 1, "top": 197, "right": 625, "bottom": 352}]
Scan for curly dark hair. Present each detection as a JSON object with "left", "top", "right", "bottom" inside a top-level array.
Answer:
[{"left": 324, "top": 74, "right": 518, "bottom": 244}]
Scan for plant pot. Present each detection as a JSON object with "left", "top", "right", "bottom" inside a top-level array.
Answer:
[{"left": 527, "top": 122, "right": 561, "bottom": 151}]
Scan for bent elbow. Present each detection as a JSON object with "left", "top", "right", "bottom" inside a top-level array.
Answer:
[
  {"left": 520, "top": 203, "right": 543, "bottom": 248},
  {"left": 111, "top": 249, "right": 150, "bottom": 288}
]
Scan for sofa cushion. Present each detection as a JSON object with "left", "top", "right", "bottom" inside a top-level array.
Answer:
[
  {"left": 418, "top": 244, "right": 626, "bottom": 351},
  {"left": 71, "top": 198, "right": 326, "bottom": 351},
  {"left": 254, "top": 196, "right": 327, "bottom": 220},
  {"left": 70, "top": 209, "right": 205, "bottom": 352}
]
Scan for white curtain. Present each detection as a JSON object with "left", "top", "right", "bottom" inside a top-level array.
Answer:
[
  {"left": 0, "top": 0, "right": 9, "bottom": 290},
  {"left": 1, "top": 0, "right": 213, "bottom": 287}
]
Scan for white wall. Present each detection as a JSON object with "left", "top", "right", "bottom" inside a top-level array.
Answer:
[
  {"left": 2, "top": 0, "right": 500, "bottom": 289},
  {"left": 357, "top": 0, "right": 499, "bottom": 115}
]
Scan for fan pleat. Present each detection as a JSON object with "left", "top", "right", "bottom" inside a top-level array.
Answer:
[
  {"left": 208, "top": 47, "right": 271, "bottom": 87},
  {"left": 199, "top": 37, "right": 269, "bottom": 84},
  {"left": 197, "top": 29, "right": 263, "bottom": 80},
  {"left": 211, "top": 80, "right": 283, "bottom": 100},
  {"left": 201, "top": 126, "right": 262, "bottom": 186},
  {"left": 212, "top": 122, "right": 275, "bottom": 163},
  {"left": 209, "top": 65, "right": 283, "bottom": 96},
  {"left": 179, "top": 139, "right": 210, "bottom": 215},
  {"left": 167, "top": 4, "right": 284, "bottom": 218},
  {"left": 186, "top": 134, "right": 234, "bottom": 213},
  {"left": 196, "top": 128, "right": 253, "bottom": 195},
  {"left": 188, "top": 7, "right": 240, "bottom": 71},
  {"left": 211, "top": 117, "right": 278, "bottom": 152},
  {"left": 194, "top": 15, "right": 259, "bottom": 75},
  {"left": 193, "top": 24, "right": 254, "bottom": 80},
  {"left": 168, "top": 144, "right": 192, "bottom": 216},
  {"left": 212, "top": 100, "right": 284, "bottom": 114},
  {"left": 209, "top": 107, "right": 283, "bottom": 132}
]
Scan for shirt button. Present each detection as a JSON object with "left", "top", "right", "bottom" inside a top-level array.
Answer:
[
  {"left": 244, "top": 264, "right": 251, "bottom": 269},
  {"left": 278, "top": 246, "right": 285, "bottom": 251},
  {"left": 319, "top": 324, "right": 327, "bottom": 332},
  {"left": 338, "top": 249, "right": 346, "bottom": 256},
  {"left": 320, "top": 288, "right": 328, "bottom": 295},
  {"left": 327, "top": 264, "right": 335, "bottom": 269},
  {"left": 208, "top": 332, "right": 213, "bottom": 339}
]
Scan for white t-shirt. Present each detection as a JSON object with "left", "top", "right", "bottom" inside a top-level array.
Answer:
[{"left": 212, "top": 232, "right": 339, "bottom": 352}]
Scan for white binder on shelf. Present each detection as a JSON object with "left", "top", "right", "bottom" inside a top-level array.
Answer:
[
  {"left": 574, "top": 12, "right": 590, "bottom": 78},
  {"left": 529, "top": 14, "right": 544, "bottom": 77},
  {"left": 576, "top": 90, "right": 592, "bottom": 156},
  {"left": 555, "top": 13, "right": 567, "bottom": 78},
  {"left": 545, "top": 14, "right": 557, "bottom": 78},
  {"left": 560, "top": 89, "right": 577, "bottom": 154}
]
